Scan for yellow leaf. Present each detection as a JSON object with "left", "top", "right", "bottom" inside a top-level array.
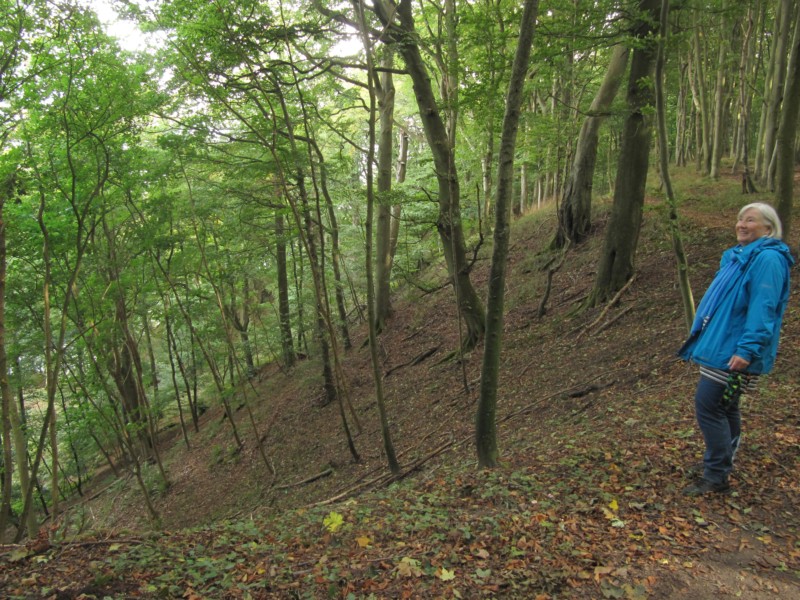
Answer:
[
  {"left": 323, "top": 511, "right": 344, "bottom": 533},
  {"left": 437, "top": 567, "right": 456, "bottom": 581},
  {"left": 608, "top": 499, "right": 619, "bottom": 512},
  {"left": 356, "top": 535, "right": 371, "bottom": 548}
]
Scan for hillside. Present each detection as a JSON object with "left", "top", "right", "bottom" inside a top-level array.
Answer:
[{"left": 2, "top": 168, "right": 800, "bottom": 599}]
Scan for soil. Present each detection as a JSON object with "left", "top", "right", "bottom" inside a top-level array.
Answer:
[{"left": 2, "top": 170, "right": 800, "bottom": 599}]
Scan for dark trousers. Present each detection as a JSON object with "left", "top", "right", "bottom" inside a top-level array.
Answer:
[{"left": 694, "top": 375, "right": 741, "bottom": 484}]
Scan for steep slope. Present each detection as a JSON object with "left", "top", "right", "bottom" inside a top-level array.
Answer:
[{"left": 3, "top": 170, "right": 800, "bottom": 598}]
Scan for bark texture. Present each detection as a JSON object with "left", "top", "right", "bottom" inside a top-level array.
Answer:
[
  {"left": 554, "top": 44, "right": 629, "bottom": 248},
  {"left": 372, "top": 0, "right": 486, "bottom": 349},
  {"left": 588, "top": 0, "right": 660, "bottom": 306},
  {"left": 476, "top": 0, "right": 539, "bottom": 468}
]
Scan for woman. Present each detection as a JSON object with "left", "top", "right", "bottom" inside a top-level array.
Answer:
[{"left": 678, "top": 202, "right": 793, "bottom": 496}]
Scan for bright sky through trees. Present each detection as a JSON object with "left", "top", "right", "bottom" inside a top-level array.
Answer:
[{"left": 87, "top": 0, "right": 163, "bottom": 52}]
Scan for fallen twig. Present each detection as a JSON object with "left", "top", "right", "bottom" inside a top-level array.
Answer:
[
  {"left": 576, "top": 274, "right": 637, "bottom": 341},
  {"left": 537, "top": 241, "right": 571, "bottom": 318},
  {"left": 276, "top": 468, "right": 333, "bottom": 490},
  {"left": 385, "top": 346, "right": 440, "bottom": 377}
]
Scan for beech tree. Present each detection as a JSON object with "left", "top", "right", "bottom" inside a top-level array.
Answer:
[
  {"left": 476, "top": 0, "right": 539, "bottom": 469},
  {"left": 774, "top": 2, "right": 800, "bottom": 238},
  {"left": 10, "top": 4, "right": 163, "bottom": 536},
  {"left": 374, "top": 51, "right": 397, "bottom": 333},
  {"left": 0, "top": 0, "right": 32, "bottom": 543},
  {"left": 655, "top": 0, "right": 694, "bottom": 330},
  {"left": 587, "top": 0, "right": 660, "bottom": 306},
  {"left": 554, "top": 44, "right": 629, "bottom": 248},
  {"left": 756, "top": 0, "right": 792, "bottom": 187},
  {"left": 371, "top": 0, "right": 486, "bottom": 350}
]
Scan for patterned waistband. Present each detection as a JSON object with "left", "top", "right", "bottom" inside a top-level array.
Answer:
[{"left": 699, "top": 365, "right": 760, "bottom": 392}]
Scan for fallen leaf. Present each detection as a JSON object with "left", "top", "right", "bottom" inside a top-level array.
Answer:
[{"left": 396, "top": 556, "right": 423, "bottom": 578}]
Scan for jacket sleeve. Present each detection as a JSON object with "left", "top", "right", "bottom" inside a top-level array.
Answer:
[{"left": 735, "top": 251, "right": 788, "bottom": 362}]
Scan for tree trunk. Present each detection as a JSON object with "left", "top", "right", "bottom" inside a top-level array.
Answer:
[
  {"left": 375, "top": 51, "right": 396, "bottom": 333},
  {"left": 163, "top": 303, "right": 191, "bottom": 448},
  {"left": 691, "top": 10, "right": 712, "bottom": 174},
  {"left": 760, "top": 0, "right": 792, "bottom": 188},
  {"left": 390, "top": 128, "right": 408, "bottom": 261},
  {"left": 587, "top": 0, "right": 660, "bottom": 306},
  {"left": 709, "top": 27, "right": 730, "bottom": 180},
  {"left": 271, "top": 86, "right": 362, "bottom": 453},
  {"left": 373, "top": 0, "right": 486, "bottom": 350},
  {"left": 275, "top": 211, "right": 295, "bottom": 368},
  {"left": 754, "top": 0, "right": 777, "bottom": 181},
  {"left": 228, "top": 278, "right": 256, "bottom": 378},
  {"left": 103, "top": 216, "right": 157, "bottom": 466},
  {"left": 675, "top": 60, "right": 689, "bottom": 167},
  {"left": 141, "top": 308, "right": 158, "bottom": 403},
  {"left": 0, "top": 177, "right": 13, "bottom": 541},
  {"left": 554, "top": 44, "right": 629, "bottom": 248},
  {"left": 655, "top": 0, "right": 695, "bottom": 331},
  {"left": 476, "top": 0, "right": 539, "bottom": 469},
  {"left": 774, "top": 3, "right": 800, "bottom": 239},
  {"left": 316, "top": 158, "right": 352, "bottom": 353},
  {"left": 733, "top": 7, "right": 756, "bottom": 189},
  {"left": 356, "top": 4, "right": 400, "bottom": 473},
  {"left": 16, "top": 178, "right": 93, "bottom": 539},
  {"left": 8, "top": 392, "right": 37, "bottom": 537}
]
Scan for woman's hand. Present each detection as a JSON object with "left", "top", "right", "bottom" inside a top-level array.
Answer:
[{"left": 728, "top": 355, "right": 750, "bottom": 372}]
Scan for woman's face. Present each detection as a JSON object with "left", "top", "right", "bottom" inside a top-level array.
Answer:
[{"left": 736, "top": 208, "right": 771, "bottom": 246}]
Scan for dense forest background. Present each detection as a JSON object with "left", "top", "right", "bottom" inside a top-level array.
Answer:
[{"left": 1, "top": 0, "right": 800, "bottom": 584}]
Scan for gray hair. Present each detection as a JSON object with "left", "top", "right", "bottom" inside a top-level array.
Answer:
[{"left": 739, "top": 202, "right": 783, "bottom": 240}]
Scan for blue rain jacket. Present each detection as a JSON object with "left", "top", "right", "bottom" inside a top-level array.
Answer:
[{"left": 678, "top": 237, "right": 793, "bottom": 374}]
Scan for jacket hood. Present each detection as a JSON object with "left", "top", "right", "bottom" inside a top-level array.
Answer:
[{"left": 730, "top": 236, "right": 795, "bottom": 268}]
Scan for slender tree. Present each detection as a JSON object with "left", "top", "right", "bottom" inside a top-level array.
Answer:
[
  {"left": 655, "top": 0, "right": 694, "bottom": 330},
  {"left": 476, "top": 0, "right": 539, "bottom": 469},
  {"left": 372, "top": 0, "right": 486, "bottom": 350},
  {"left": 735, "top": 4, "right": 759, "bottom": 192},
  {"left": 0, "top": 168, "right": 14, "bottom": 541},
  {"left": 709, "top": 11, "right": 732, "bottom": 181},
  {"left": 774, "top": 2, "right": 800, "bottom": 238},
  {"left": 375, "top": 50, "right": 396, "bottom": 333},
  {"left": 355, "top": 0, "right": 400, "bottom": 474},
  {"left": 759, "top": 0, "right": 792, "bottom": 187}
]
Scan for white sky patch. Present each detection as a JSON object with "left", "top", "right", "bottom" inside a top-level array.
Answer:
[{"left": 88, "top": 0, "right": 165, "bottom": 52}]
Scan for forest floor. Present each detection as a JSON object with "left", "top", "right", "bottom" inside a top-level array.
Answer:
[{"left": 2, "top": 167, "right": 800, "bottom": 599}]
